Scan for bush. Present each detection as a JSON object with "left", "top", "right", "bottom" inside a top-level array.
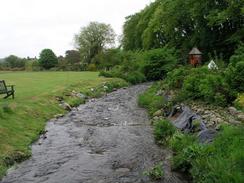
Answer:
[
  {"left": 143, "top": 47, "right": 178, "bottom": 81},
  {"left": 229, "top": 43, "right": 244, "bottom": 66},
  {"left": 234, "top": 93, "right": 244, "bottom": 111},
  {"left": 99, "top": 51, "right": 146, "bottom": 84},
  {"left": 87, "top": 64, "right": 97, "bottom": 71},
  {"left": 125, "top": 71, "right": 146, "bottom": 84},
  {"left": 225, "top": 61, "right": 244, "bottom": 93},
  {"left": 164, "top": 67, "right": 190, "bottom": 89},
  {"left": 154, "top": 119, "right": 176, "bottom": 143},
  {"left": 172, "top": 67, "right": 233, "bottom": 106}
]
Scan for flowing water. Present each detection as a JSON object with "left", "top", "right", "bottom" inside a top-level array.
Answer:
[{"left": 1, "top": 84, "right": 187, "bottom": 183}]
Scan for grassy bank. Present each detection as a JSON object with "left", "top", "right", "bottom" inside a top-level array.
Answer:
[
  {"left": 138, "top": 83, "right": 244, "bottom": 183},
  {"left": 0, "top": 71, "right": 128, "bottom": 178}
]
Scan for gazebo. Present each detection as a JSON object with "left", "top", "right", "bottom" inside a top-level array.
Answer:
[{"left": 189, "top": 47, "right": 202, "bottom": 67}]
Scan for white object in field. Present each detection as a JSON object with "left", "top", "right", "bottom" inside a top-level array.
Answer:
[{"left": 208, "top": 60, "right": 218, "bottom": 70}]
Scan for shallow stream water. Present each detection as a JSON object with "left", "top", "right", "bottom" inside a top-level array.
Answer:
[{"left": 1, "top": 84, "right": 187, "bottom": 183}]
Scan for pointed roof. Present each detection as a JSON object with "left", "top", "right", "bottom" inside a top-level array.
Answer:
[{"left": 189, "top": 47, "right": 202, "bottom": 55}]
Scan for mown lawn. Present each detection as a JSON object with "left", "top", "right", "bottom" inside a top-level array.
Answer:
[{"left": 0, "top": 71, "right": 127, "bottom": 178}]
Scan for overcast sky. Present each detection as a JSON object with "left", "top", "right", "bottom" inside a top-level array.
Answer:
[{"left": 0, "top": 0, "right": 152, "bottom": 58}]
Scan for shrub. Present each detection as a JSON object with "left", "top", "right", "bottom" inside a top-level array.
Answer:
[
  {"left": 164, "top": 67, "right": 190, "bottom": 89},
  {"left": 174, "top": 67, "right": 233, "bottom": 106},
  {"left": 99, "top": 70, "right": 113, "bottom": 78},
  {"left": 225, "top": 61, "right": 244, "bottom": 93},
  {"left": 229, "top": 43, "right": 244, "bottom": 66},
  {"left": 234, "top": 93, "right": 244, "bottom": 111},
  {"left": 198, "top": 74, "right": 230, "bottom": 106},
  {"left": 99, "top": 50, "right": 147, "bottom": 84},
  {"left": 125, "top": 71, "right": 146, "bottom": 84},
  {"left": 143, "top": 47, "right": 178, "bottom": 81},
  {"left": 87, "top": 64, "right": 97, "bottom": 71},
  {"left": 154, "top": 119, "right": 176, "bottom": 143}
]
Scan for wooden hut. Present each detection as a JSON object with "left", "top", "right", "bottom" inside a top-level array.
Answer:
[{"left": 189, "top": 47, "right": 202, "bottom": 67}]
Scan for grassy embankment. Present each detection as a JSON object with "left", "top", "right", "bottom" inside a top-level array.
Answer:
[
  {"left": 0, "top": 71, "right": 128, "bottom": 178},
  {"left": 138, "top": 83, "right": 244, "bottom": 183}
]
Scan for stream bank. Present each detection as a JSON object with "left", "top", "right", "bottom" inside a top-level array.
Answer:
[{"left": 1, "top": 84, "right": 187, "bottom": 183}]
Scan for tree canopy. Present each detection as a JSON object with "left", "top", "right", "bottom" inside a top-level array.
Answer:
[
  {"left": 74, "top": 22, "right": 116, "bottom": 67},
  {"left": 122, "top": 0, "right": 244, "bottom": 62},
  {"left": 3, "top": 55, "right": 25, "bottom": 68},
  {"left": 39, "top": 49, "right": 58, "bottom": 70}
]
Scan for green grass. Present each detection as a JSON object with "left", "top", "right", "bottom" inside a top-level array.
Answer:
[
  {"left": 138, "top": 82, "right": 166, "bottom": 116},
  {"left": 0, "top": 71, "right": 128, "bottom": 178},
  {"left": 139, "top": 84, "right": 244, "bottom": 183},
  {"left": 144, "top": 162, "right": 164, "bottom": 180},
  {"left": 154, "top": 119, "right": 176, "bottom": 144}
]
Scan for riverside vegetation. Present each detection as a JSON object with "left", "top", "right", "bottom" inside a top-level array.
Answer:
[
  {"left": 0, "top": 0, "right": 243, "bottom": 182},
  {"left": 99, "top": 0, "right": 244, "bottom": 181}
]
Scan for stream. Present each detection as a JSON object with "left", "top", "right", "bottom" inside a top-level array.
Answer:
[{"left": 1, "top": 84, "right": 187, "bottom": 183}]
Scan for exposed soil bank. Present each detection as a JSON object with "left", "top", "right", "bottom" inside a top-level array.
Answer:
[{"left": 1, "top": 84, "right": 187, "bottom": 183}]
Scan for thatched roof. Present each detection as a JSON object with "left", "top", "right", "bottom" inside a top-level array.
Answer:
[{"left": 189, "top": 47, "right": 202, "bottom": 55}]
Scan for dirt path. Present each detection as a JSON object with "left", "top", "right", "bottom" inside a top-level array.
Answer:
[{"left": 1, "top": 84, "right": 186, "bottom": 183}]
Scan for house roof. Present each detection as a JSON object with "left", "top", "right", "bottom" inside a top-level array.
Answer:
[{"left": 189, "top": 47, "right": 202, "bottom": 55}]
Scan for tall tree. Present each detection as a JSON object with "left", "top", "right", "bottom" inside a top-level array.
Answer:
[
  {"left": 64, "top": 50, "right": 81, "bottom": 71},
  {"left": 74, "top": 22, "right": 116, "bottom": 67},
  {"left": 122, "top": 0, "right": 244, "bottom": 61},
  {"left": 39, "top": 49, "right": 58, "bottom": 70}
]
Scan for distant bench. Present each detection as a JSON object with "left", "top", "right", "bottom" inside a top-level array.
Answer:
[{"left": 0, "top": 80, "right": 15, "bottom": 99}]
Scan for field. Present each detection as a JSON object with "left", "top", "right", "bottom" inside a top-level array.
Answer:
[{"left": 0, "top": 71, "right": 127, "bottom": 177}]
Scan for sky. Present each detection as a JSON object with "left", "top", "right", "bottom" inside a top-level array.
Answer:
[{"left": 0, "top": 0, "right": 152, "bottom": 58}]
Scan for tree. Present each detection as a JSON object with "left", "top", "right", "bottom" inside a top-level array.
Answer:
[
  {"left": 92, "top": 48, "right": 123, "bottom": 70},
  {"left": 65, "top": 50, "right": 81, "bottom": 70},
  {"left": 4, "top": 55, "right": 25, "bottom": 68},
  {"left": 122, "top": 0, "right": 244, "bottom": 61},
  {"left": 74, "top": 22, "right": 116, "bottom": 67},
  {"left": 39, "top": 49, "right": 58, "bottom": 70}
]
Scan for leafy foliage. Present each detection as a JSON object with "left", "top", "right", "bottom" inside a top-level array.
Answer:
[
  {"left": 122, "top": 0, "right": 244, "bottom": 61},
  {"left": 92, "top": 48, "right": 123, "bottom": 70},
  {"left": 75, "top": 22, "right": 116, "bottom": 68},
  {"left": 64, "top": 50, "right": 81, "bottom": 71},
  {"left": 164, "top": 66, "right": 190, "bottom": 89},
  {"left": 234, "top": 93, "right": 244, "bottom": 111},
  {"left": 163, "top": 67, "right": 234, "bottom": 106},
  {"left": 99, "top": 51, "right": 147, "bottom": 84},
  {"left": 39, "top": 49, "right": 58, "bottom": 70},
  {"left": 143, "top": 47, "right": 178, "bottom": 81}
]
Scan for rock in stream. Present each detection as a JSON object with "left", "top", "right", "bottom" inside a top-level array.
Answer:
[{"left": 1, "top": 84, "right": 187, "bottom": 183}]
